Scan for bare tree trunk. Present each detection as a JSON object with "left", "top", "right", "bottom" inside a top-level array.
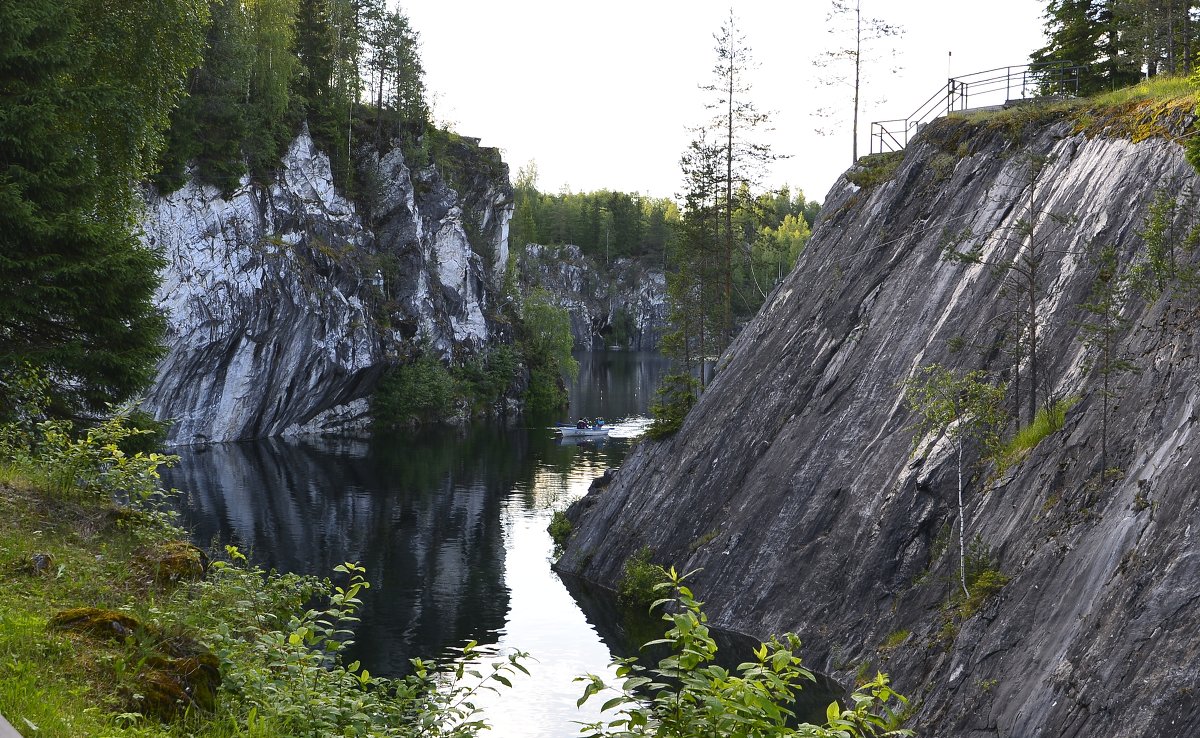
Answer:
[
  {"left": 957, "top": 439, "right": 969, "bottom": 598},
  {"left": 852, "top": 0, "right": 861, "bottom": 162},
  {"left": 724, "top": 46, "right": 735, "bottom": 351}
]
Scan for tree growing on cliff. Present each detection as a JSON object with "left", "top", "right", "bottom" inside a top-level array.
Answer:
[
  {"left": 0, "top": 0, "right": 207, "bottom": 415},
  {"left": 1077, "top": 244, "right": 1137, "bottom": 481},
  {"left": 904, "top": 366, "right": 1006, "bottom": 597},
  {"left": 519, "top": 289, "right": 578, "bottom": 416},
  {"left": 815, "top": 0, "right": 903, "bottom": 162},
  {"left": 943, "top": 153, "right": 1074, "bottom": 430}
]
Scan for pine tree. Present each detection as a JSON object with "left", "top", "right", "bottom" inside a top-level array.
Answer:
[{"left": 701, "top": 10, "right": 776, "bottom": 352}]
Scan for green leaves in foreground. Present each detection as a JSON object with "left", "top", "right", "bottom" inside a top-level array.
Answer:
[{"left": 576, "top": 568, "right": 912, "bottom": 738}]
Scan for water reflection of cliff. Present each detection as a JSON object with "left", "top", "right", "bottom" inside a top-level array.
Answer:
[
  {"left": 569, "top": 352, "right": 670, "bottom": 420},
  {"left": 166, "top": 427, "right": 527, "bottom": 676}
]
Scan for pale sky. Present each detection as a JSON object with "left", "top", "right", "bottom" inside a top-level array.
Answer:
[{"left": 400, "top": 1, "right": 1048, "bottom": 204}]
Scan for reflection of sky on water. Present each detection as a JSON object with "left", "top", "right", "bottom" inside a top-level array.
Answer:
[{"left": 163, "top": 352, "right": 673, "bottom": 737}]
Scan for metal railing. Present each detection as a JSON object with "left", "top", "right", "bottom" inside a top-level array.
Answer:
[{"left": 869, "top": 61, "right": 1084, "bottom": 155}]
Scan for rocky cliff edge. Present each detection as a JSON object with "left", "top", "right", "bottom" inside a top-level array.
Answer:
[
  {"left": 559, "top": 112, "right": 1200, "bottom": 737},
  {"left": 140, "top": 128, "right": 512, "bottom": 444}
]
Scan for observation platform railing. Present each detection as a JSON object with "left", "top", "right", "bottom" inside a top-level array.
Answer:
[{"left": 869, "top": 61, "right": 1084, "bottom": 155}]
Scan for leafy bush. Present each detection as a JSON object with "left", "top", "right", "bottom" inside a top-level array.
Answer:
[
  {"left": 0, "top": 410, "right": 176, "bottom": 505},
  {"left": 519, "top": 289, "right": 577, "bottom": 418},
  {"left": 617, "top": 546, "right": 671, "bottom": 610},
  {"left": 0, "top": 382, "right": 527, "bottom": 736},
  {"left": 548, "top": 511, "right": 573, "bottom": 554},
  {"left": 373, "top": 351, "right": 458, "bottom": 428},
  {"left": 455, "top": 344, "right": 521, "bottom": 412},
  {"left": 579, "top": 569, "right": 912, "bottom": 737},
  {"left": 846, "top": 151, "right": 904, "bottom": 190},
  {"left": 192, "top": 552, "right": 529, "bottom": 737}
]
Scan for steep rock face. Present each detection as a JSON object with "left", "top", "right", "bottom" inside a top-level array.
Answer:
[
  {"left": 516, "top": 243, "right": 666, "bottom": 349},
  {"left": 559, "top": 116, "right": 1200, "bottom": 736},
  {"left": 141, "top": 130, "right": 512, "bottom": 444}
]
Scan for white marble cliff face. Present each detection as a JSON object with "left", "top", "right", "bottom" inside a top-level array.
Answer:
[{"left": 140, "top": 129, "right": 511, "bottom": 444}]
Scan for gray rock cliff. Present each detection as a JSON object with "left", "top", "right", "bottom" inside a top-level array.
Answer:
[
  {"left": 140, "top": 129, "right": 512, "bottom": 445},
  {"left": 559, "top": 114, "right": 1200, "bottom": 736},
  {"left": 516, "top": 243, "right": 666, "bottom": 350}
]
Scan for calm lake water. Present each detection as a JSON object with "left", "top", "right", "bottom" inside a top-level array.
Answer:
[{"left": 164, "top": 351, "right": 672, "bottom": 737}]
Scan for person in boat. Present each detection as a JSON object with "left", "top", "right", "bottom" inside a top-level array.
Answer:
[
  {"left": 593, "top": 418, "right": 605, "bottom": 429},
  {"left": 576, "top": 418, "right": 588, "bottom": 429}
]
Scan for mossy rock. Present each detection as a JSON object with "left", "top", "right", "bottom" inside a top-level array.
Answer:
[
  {"left": 48, "top": 607, "right": 143, "bottom": 641},
  {"left": 50, "top": 608, "right": 222, "bottom": 720},
  {"left": 135, "top": 652, "right": 221, "bottom": 719},
  {"left": 140, "top": 541, "right": 208, "bottom": 585},
  {"left": 22, "top": 551, "right": 54, "bottom": 576}
]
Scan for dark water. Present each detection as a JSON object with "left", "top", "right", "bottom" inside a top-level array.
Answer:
[{"left": 164, "top": 351, "right": 671, "bottom": 736}]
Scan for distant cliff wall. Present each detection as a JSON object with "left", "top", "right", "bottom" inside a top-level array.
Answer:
[
  {"left": 516, "top": 243, "right": 666, "bottom": 350},
  {"left": 140, "top": 128, "right": 512, "bottom": 445},
  {"left": 559, "top": 111, "right": 1200, "bottom": 737}
]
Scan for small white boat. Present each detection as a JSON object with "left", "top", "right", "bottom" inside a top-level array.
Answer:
[{"left": 553, "top": 424, "right": 611, "bottom": 438}]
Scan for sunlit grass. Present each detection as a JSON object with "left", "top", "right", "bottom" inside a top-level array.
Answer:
[
  {"left": 0, "top": 476, "right": 266, "bottom": 738},
  {"left": 1089, "top": 75, "right": 1200, "bottom": 106},
  {"left": 1002, "top": 396, "right": 1080, "bottom": 464}
]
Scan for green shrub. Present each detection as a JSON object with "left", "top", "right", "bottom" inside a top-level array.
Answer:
[
  {"left": 878, "top": 630, "right": 911, "bottom": 652},
  {"left": 0, "top": 413, "right": 527, "bottom": 736},
  {"left": 846, "top": 151, "right": 904, "bottom": 190},
  {"left": 518, "top": 289, "right": 577, "bottom": 418},
  {"left": 453, "top": 344, "right": 521, "bottom": 413},
  {"left": 373, "top": 351, "right": 457, "bottom": 428},
  {"left": 548, "top": 510, "right": 572, "bottom": 553},
  {"left": 617, "top": 546, "right": 671, "bottom": 610},
  {"left": 579, "top": 569, "right": 913, "bottom": 738},
  {"left": 0, "top": 412, "right": 176, "bottom": 506}
]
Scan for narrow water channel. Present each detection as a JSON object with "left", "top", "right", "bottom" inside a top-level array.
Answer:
[{"left": 164, "top": 351, "right": 671, "bottom": 736}]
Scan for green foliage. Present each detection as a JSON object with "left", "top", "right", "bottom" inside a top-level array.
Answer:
[
  {"left": 509, "top": 163, "right": 682, "bottom": 264},
  {"left": 519, "top": 289, "right": 577, "bottom": 417},
  {"left": 1001, "top": 396, "right": 1079, "bottom": 464},
  {"left": 1128, "top": 188, "right": 1200, "bottom": 298},
  {"left": 616, "top": 546, "right": 671, "bottom": 611},
  {"left": 195, "top": 553, "right": 529, "bottom": 737},
  {"left": 0, "top": 411, "right": 526, "bottom": 736},
  {"left": 455, "top": 344, "right": 521, "bottom": 413},
  {"left": 548, "top": 511, "right": 573, "bottom": 554},
  {"left": 647, "top": 373, "right": 700, "bottom": 440},
  {"left": 938, "top": 538, "right": 1010, "bottom": 644},
  {"left": 0, "top": 0, "right": 206, "bottom": 415},
  {"left": 157, "top": 0, "right": 431, "bottom": 197},
  {"left": 373, "top": 351, "right": 457, "bottom": 429},
  {"left": 904, "top": 365, "right": 1007, "bottom": 598},
  {"left": 846, "top": 152, "right": 905, "bottom": 190},
  {"left": 0, "top": 385, "right": 177, "bottom": 507},
  {"left": 903, "top": 367, "right": 1007, "bottom": 463},
  {"left": 878, "top": 630, "right": 910, "bottom": 652},
  {"left": 578, "top": 569, "right": 912, "bottom": 738}
]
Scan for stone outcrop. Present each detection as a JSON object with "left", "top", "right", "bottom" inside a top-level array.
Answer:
[
  {"left": 139, "top": 128, "right": 512, "bottom": 445},
  {"left": 558, "top": 113, "right": 1200, "bottom": 736},
  {"left": 516, "top": 243, "right": 666, "bottom": 350}
]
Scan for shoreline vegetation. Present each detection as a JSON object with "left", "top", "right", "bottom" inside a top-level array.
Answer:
[
  {"left": 0, "top": 408, "right": 527, "bottom": 737},
  {"left": 0, "top": 405, "right": 908, "bottom": 737}
]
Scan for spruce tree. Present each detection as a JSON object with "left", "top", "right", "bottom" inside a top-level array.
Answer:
[{"left": 0, "top": 0, "right": 206, "bottom": 415}]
